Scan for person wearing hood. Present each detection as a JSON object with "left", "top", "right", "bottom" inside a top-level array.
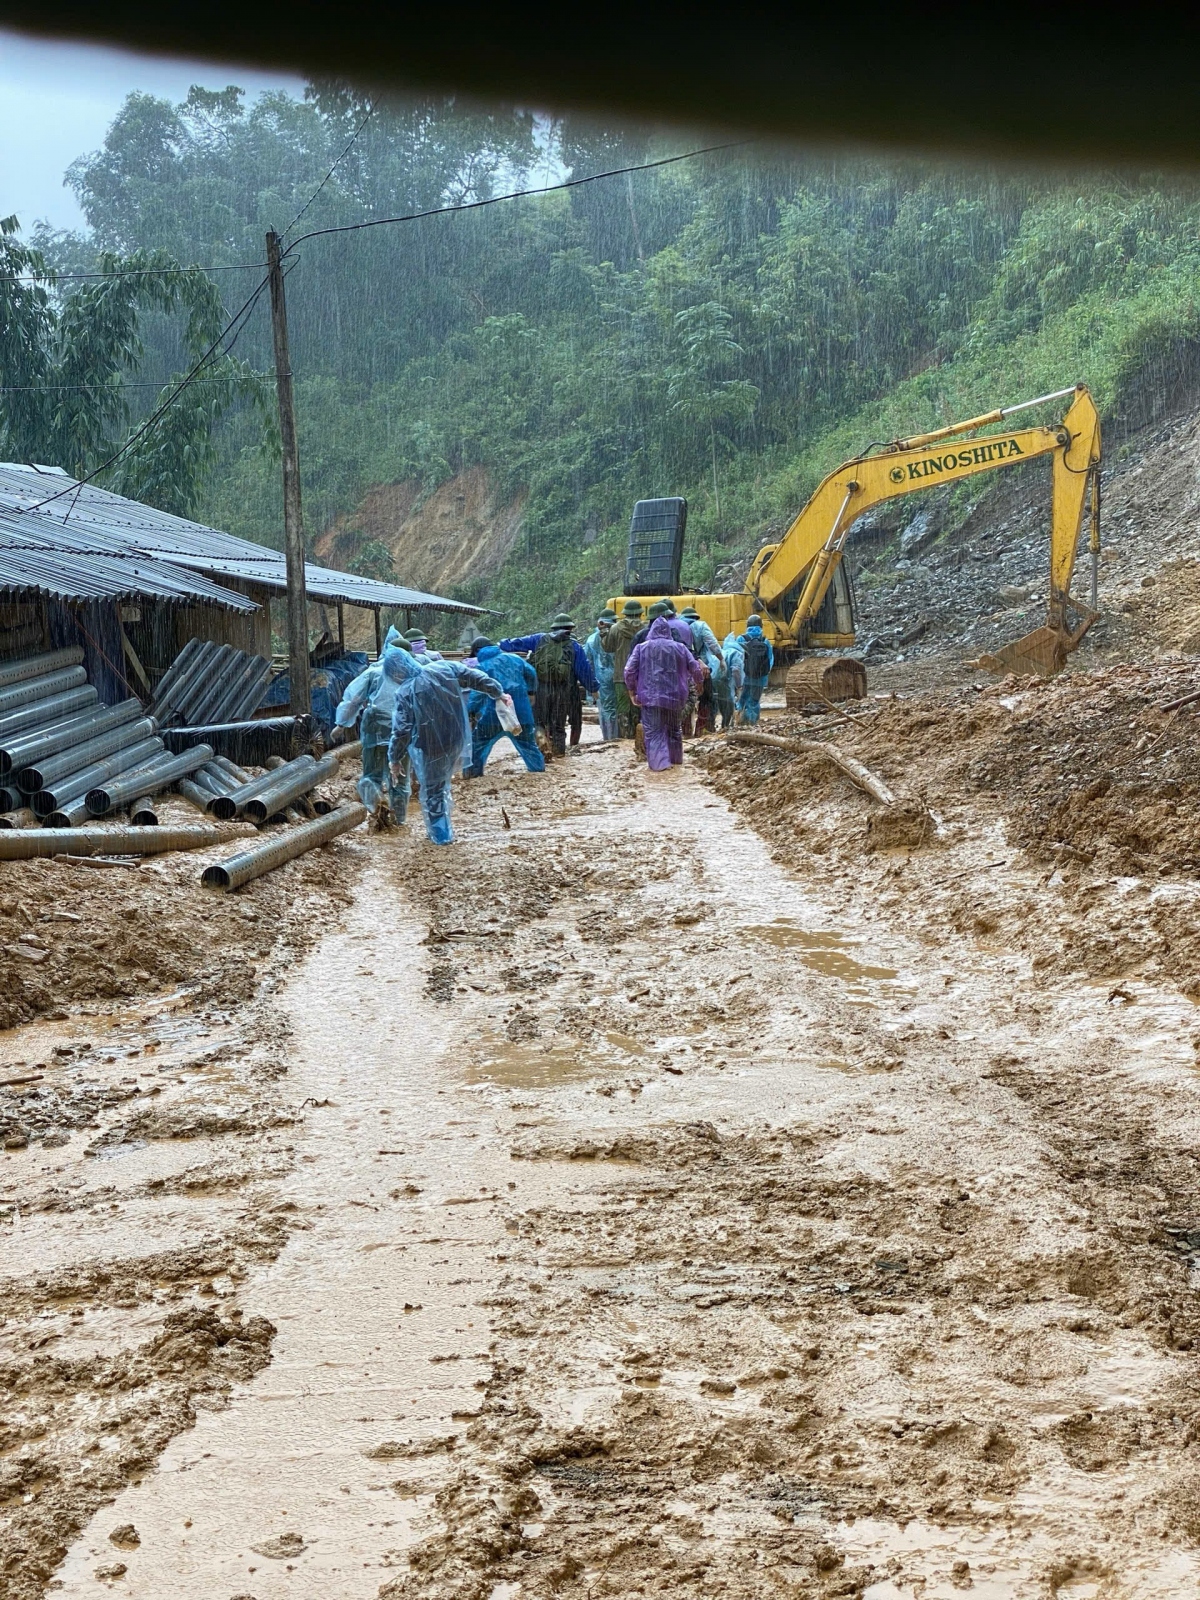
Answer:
[
  {"left": 623, "top": 616, "right": 707, "bottom": 771},
  {"left": 404, "top": 627, "right": 443, "bottom": 661},
  {"left": 680, "top": 606, "right": 724, "bottom": 735},
  {"left": 584, "top": 609, "right": 618, "bottom": 741},
  {"left": 500, "top": 614, "right": 597, "bottom": 757},
  {"left": 334, "top": 634, "right": 414, "bottom": 822},
  {"left": 603, "top": 599, "right": 645, "bottom": 739},
  {"left": 384, "top": 646, "right": 506, "bottom": 844},
  {"left": 735, "top": 614, "right": 774, "bottom": 725},
  {"left": 466, "top": 640, "right": 545, "bottom": 776}
]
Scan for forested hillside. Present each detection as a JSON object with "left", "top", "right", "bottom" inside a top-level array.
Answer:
[{"left": 15, "top": 82, "right": 1200, "bottom": 628}]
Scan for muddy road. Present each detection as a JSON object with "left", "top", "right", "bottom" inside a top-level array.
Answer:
[{"left": 5, "top": 729, "right": 1200, "bottom": 1599}]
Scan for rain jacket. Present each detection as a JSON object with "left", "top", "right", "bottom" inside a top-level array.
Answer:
[
  {"left": 335, "top": 661, "right": 404, "bottom": 727},
  {"left": 723, "top": 632, "right": 745, "bottom": 695},
  {"left": 738, "top": 625, "right": 774, "bottom": 681},
  {"left": 384, "top": 647, "right": 503, "bottom": 777},
  {"left": 500, "top": 633, "right": 597, "bottom": 694},
  {"left": 585, "top": 628, "right": 615, "bottom": 690},
  {"left": 624, "top": 617, "right": 707, "bottom": 710},
  {"left": 467, "top": 644, "right": 537, "bottom": 733},
  {"left": 602, "top": 614, "right": 643, "bottom": 678}
]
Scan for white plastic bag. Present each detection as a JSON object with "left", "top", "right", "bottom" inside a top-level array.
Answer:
[{"left": 495, "top": 693, "right": 521, "bottom": 734}]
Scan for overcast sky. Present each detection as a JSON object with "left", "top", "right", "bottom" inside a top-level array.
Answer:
[{"left": 0, "top": 29, "right": 304, "bottom": 234}]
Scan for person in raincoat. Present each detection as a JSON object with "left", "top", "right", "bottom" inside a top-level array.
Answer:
[
  {"left": 404, "top": 627, "right": 443, "bottom": 661},
  {"left": 500, "top": 614, "right": 597, "bottom": 757},
  {"left": 623, "top": 616, "right": 707, "bottom": 771},
  {"left": 334, "top": 635, "right": 415, "bottom": 822},
  {"left": 602, "top": 600, "right": 644, "bottom": 739},
  {"left": 385, "top": 647, "right": 506, "bottom": 844},
  {"left": 584, "top": 609, "right": 618, "bottom": 741},
  {"left": 466, "top": 640, "right": 545, "bottom": 776},
  {"left": 735, "top": 613, "right": 774, "bottom": 725},
  {"left": 680, "top": 606, "right": 724, "bottom": 735}
]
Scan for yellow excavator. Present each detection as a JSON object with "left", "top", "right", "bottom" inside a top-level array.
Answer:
[{"left": 609, "top": 383, "right": 1101, "bottom": 677}]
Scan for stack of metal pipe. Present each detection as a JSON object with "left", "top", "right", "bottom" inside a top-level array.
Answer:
[
  {"left": 0, "top": 647, "right": 176, "bottom": 826},
  {"left": 178, "top": 750, "right": 340, "bottom": 826}
]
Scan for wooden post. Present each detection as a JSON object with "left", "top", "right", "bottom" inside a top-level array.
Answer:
[
  {"left": 374, "top": 608, "right": 382, "bottom": 658},
  {"left": 266, "top": 229, "right": 310, "bottom": 715},
  {"left": 337, "top": 602, "right": 345, "bottom": 650}
]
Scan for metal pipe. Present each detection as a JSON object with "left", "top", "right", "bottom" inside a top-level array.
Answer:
[
  {"left": 202, "top": 802, "right": 365, "bottom": 890},
  {"left": 130, "top": 798, "right": 159, "bottom": 826},
  {"left": 0, "top": 685, "right": 97, "bottom": 744},
  {"left": 188, "top": 648, "right": 245, "bottom": 727},
  {"left": 0, "top": 822, "right": 227, "bottom": 859},
  {"left": 197, "top": 762, "right": 238, "bottom": 796},
  {"left": 209, "top": 656, "right": 263, "bottom": 725},
  {"left": 32, "top": 735, "right": 164, "bottom": 817},
  {"left": 0, "top": 647, "right": 83, "bottom": 692},
  {"left": 208, "top": 754, "right": 317, "bottom": 821},
  {"left": 0, "top": 784, "right": 19, "bottom": 814},
  {"left": 161, "top": 713, "right": 314, "bottom": 765},
  {"left": 191, "top": 764, "right": 231, "bottom": 798},
  {"left": 42, "top": 796, "right": 92, "bottom": 828},
  {"left": 0, "top": 808, "right": 38, "bottom": 829},
  {"left": 227, "top": 657, "right": 272, "bottom": 722},
  {"left": 85, "top": 743, "right": 216, "bottom": 816},
  {"left": 241, "top": 753, "right": 338, "bottom": 824},
  {"left": 178, "top": 777, "right": 215, "bottom": 813},
  {"left": 147, "top": 636, "right": 202, "bottom": 721},
  {"left": 0, "top": 666, "right": 88, "bottom": 719},
  {"left": 18, "top": 715, "right": 158, "bottom": 795},
  {"left": 155, "top": 640, "right": 220, "bottom": 726},
  {"left": 212, "top": 754, "right": 253, "bottom": 785},
  {"left": 1, "top": 697, "right": 144, "bottom": 777}
]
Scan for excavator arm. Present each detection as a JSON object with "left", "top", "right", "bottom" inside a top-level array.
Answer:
[{"left": 750, "top": 383, "right": 1102, "bottom": 674}]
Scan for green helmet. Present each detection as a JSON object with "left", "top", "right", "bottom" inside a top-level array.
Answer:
[
  {"left": 622, "top": 599, "right": 644, "bottom": 617},
  {"left": 597, "top": 608, "right": 616, "bottom": 623},
  {"left": 647, "top": 600, "right": 668, "bottom": 618},
  {"left": 680, "top": 606, "right": 700, "bottom": 620},
  {"left": 550, "top": 611, "right": 575, "bottom": 631},
  {"left": 403, "top": 627, "right": 427, "bottom": 642}
]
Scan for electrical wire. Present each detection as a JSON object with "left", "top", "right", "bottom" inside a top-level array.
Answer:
[
  {"left": 283, "top": 98, "right": 377, "bottom": 239},
  {"left": 22, "top": 271, "right": 272, "bottom": 514},
  {"left": 0, "top": 261, "right": 266, "bottom": 286},
  {"left": 285, "top": 141, "right": 748, "bottom": 251},
  {"left": 14, "top": 141, "right": 744, "bottom": 509}
]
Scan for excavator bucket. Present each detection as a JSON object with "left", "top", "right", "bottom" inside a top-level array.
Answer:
[{"left": 977, "top": 625, "right": 1070, "bottom": 678}]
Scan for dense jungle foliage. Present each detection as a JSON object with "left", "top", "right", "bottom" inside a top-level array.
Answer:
[{"left": 13, "top": 82, "right": 1200, "bottom": 625}]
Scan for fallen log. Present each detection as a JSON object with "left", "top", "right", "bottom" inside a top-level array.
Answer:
[{"left": 724, "top": 730, "right": 897, "bottom": 806}]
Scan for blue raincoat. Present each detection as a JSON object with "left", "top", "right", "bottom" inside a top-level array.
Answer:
[
  {"left": 585, "top": 626, "right": 618, "bottom": 740},
  {"left": 384, "top": 648, "right": 503, "bottom": 843},
  {"left": 467, "top": 645, "right": 544, "bottom": 776},
  {"left": 335, "top": 653, "right": 412, "bottom": 820},
  {"left": 735, "top": 625, "right": 774, "bottom": 725}
]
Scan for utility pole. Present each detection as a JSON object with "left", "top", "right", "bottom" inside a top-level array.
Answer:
[{"left": 266, "top": 229, "right": 309, "bottom": 715}]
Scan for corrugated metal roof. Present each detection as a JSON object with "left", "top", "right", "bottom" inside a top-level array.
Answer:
[{"left": 0, "top": 466, "right": 484, "bottom": 615}]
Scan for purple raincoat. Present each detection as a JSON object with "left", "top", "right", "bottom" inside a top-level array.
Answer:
[{"left": 624, "top": 618, "right": 706, "bottom": 709}]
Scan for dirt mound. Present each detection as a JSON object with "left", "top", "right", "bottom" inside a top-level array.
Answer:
[{"left": 315, "top": 465, "right": 525, "bottom": 604}]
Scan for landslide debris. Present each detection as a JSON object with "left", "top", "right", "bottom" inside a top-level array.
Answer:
[{"left": 697, "top": 659, "right": 1200, "bottom": 990}]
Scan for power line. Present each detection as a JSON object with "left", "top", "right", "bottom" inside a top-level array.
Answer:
[
  {"left": 0, "top": 261, "right": 266, "bottom": 286},
  {"left": 16, "top": 141, "right": 744, "bottom": 509},
  {"left": 2, "top": 378, "right": 264, "bottom": 393},
  {"left": 286, "top": 141, "right": 748, "bottom": 250},
  {"left": 22, "top": 271, "right": 272, "bottom": 514},
  {"left": 284, "top": 98, "right": 377, "bottom": 239}
]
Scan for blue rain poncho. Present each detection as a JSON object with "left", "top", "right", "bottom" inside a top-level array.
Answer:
[
  {"left": 384, "top": 648, "right": 503, "bottom": 843},
  {"left": 723, "top": 631, "right": 745, "bottom": 694},
  {"left": 334, "top": 659, "right": 413, "bottom": 817}
]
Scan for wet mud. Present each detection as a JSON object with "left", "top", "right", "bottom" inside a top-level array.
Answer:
[{"left": 6, "top": 727, "right": 1200, "bottom": 1598}]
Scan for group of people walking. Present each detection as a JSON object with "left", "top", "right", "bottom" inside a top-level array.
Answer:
[
  {"left": 593, "top": 598, "right": 774, "bottom": 769},
  {"left": 333, "top": 605, "right": 774, "bottom": 842}
]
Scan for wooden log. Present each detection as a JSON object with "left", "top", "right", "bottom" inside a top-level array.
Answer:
[{"left": 725, "top": 730, "right": 897, "bottom": 806}]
